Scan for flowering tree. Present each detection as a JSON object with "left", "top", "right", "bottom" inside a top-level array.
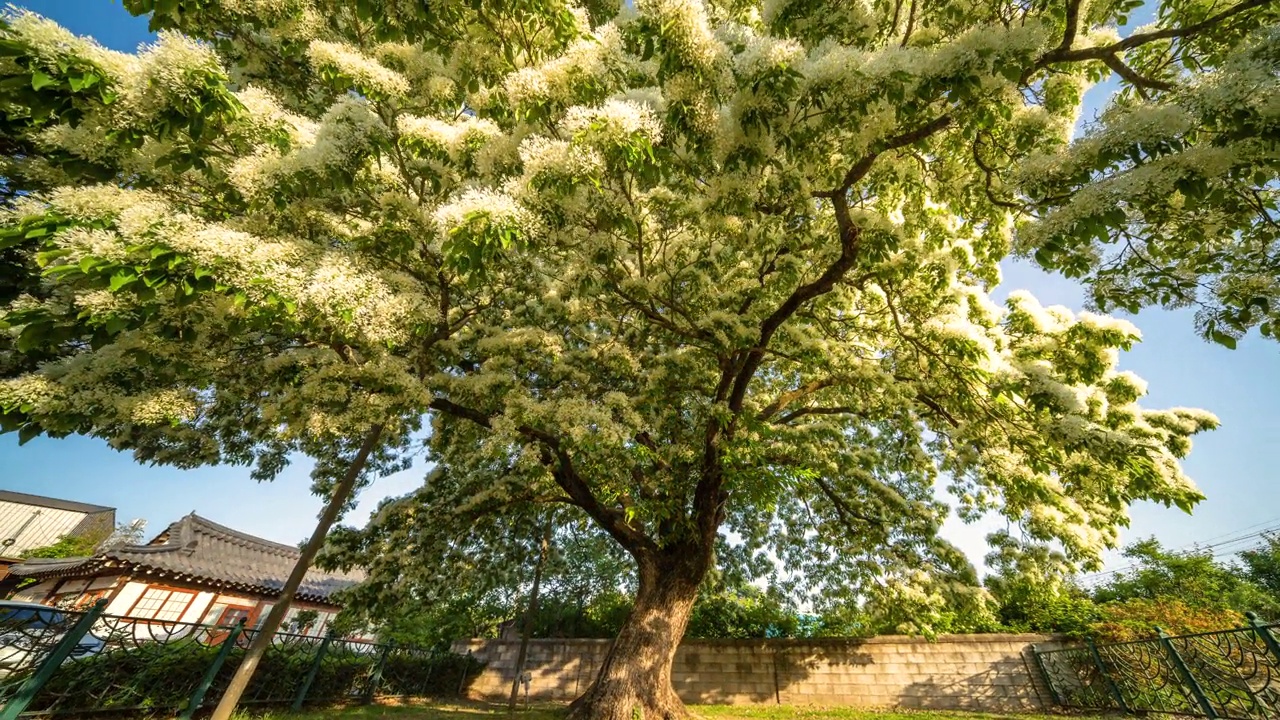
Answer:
[
  {"left": 0, "top": 0, "right": 1270, "bottom": 717},
  {"left": 1019, "top": 0, "right": 1279, "bottom": 346}
]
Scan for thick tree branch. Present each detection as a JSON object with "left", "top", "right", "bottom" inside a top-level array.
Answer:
[
  {"left": 813, "top": 475, "right": 886, "bottom": 529},
  {"left": 528, "top": 427, "right": 659, "bottom": 557},
  {"left": 428, "top": 397, "right": 493, "bottom": 428},
  {"left": 429, "top": 396, "right": 656, "bottom": 553},
  {"left": 814, "top": 114, "right": 955, "bottom": 200},
  {"left": 690, "top": 114, "right": 958, "bottom": 552},
  {"left": 773, "top": 406, "right": 865, "bottom": 424},
  {"left": 1100, "top": 53, "right": 1175, "bottom": 94},
  {"left": 1042, "top": 0, "right": 1271, "bottom": 65},
  {"left": 916, "top": 393, "right": 961, "bottom": 428},
  {"left": 1056, "top": 0, "right": 1085, "bottom": 53},
  {"left": 758, "top": 377, "right": 843, "bottom": 421}
]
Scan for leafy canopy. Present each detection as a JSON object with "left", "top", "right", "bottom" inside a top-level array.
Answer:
[{"left": 0, "top": 0, "right": 1259, "bottom": 627}]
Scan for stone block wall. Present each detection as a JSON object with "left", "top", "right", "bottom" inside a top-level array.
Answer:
[{"left": 452, "top": 634, "right": 1064, "bottom": 713}]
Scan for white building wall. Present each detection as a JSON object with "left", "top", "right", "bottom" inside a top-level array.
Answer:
[
  {"left": 105, "top": 580, "right": 148, "bottom": 615},
  {"left": 181, "top": 591, "right": 216, "bottom": 624},
  {"left": 0, "top": 502, "right": 87, "bottom": 556}
]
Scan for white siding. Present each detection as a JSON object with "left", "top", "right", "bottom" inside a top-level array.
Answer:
[
  {"left": 106, "top": 580, "right": 149, "bottom": 615},
  {"left": 0, "top": 502, "right": 88, "bottom": 556},
  {"left": 181, "top": 592, "right": 216, "bottom": 624}
]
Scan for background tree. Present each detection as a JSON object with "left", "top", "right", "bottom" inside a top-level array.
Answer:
[
  {"left": 983, "top": 532, "right": 1099, "bottom": 637},
  {"left": 0, "top": 1, "right": 1272, "bottom": 718},
  {"left": 1240, "top": 534, "right": 1280, "bottom": 603}
]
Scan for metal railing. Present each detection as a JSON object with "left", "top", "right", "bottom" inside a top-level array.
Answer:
[
  {"left": 0, "top": 601, "right": 480, "bottom": 718},
  {"left": 1034, "top": 613, "right": 1280, "bottom": 719}
]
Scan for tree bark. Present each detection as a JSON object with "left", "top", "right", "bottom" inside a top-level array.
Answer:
[
  {"left": 509, "top": 520, "right": 552, "bottom": 711},
  {"left": 209, "top": 424, "right": 384, "bottom": 720},
  {"left": 568, "top": 547, "right": 708, "bottom": 720}
]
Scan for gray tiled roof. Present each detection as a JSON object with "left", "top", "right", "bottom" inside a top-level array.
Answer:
[
  {"left": 11, "top": 514, "right": 362, "bottom": 604},
  {"left": 0, "top": 490, "right": 114, "bottom": 515}
]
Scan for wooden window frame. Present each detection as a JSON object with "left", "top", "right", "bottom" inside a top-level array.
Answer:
[{"left": 125, "top": 584, "right": 199, "bottom": 623}]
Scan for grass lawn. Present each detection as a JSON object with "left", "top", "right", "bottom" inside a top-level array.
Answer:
[{"left": 246, "top": 700, "right": 1115, "bottom": 720}]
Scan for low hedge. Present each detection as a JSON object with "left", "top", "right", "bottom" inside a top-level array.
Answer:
[{"left": 28, "top": 637, "right": 483, "bottom": 716}]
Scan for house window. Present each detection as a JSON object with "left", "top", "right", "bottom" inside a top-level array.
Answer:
[
  {"left": 50, "top": 588, "right": 108, "bottom": 610},
  {"left": 128, "top": 587, "right": 196, "bottom": 621}
]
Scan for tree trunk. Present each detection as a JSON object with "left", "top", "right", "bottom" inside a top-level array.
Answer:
[
  {"left": 568, "top": 548, "right": 707, "bottom": 720},
  {"left": 509, "top": 521, "right": 552, "bottom": 711},
  {"left": 209, "top": 424, "right": 384, "bottom": 720}
]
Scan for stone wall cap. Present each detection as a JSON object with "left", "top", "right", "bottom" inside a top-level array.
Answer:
[{"left": 457, "top": 634, "right": 1062, "bottom": 648}]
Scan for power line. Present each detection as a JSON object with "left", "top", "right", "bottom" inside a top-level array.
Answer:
[{"left": 1075, "top": 524, "right": 1280, "bottom": 587}]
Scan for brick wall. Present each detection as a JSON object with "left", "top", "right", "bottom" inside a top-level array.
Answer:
[{"left": 452, "top": 634, "right": 1065, "bottom": 712}]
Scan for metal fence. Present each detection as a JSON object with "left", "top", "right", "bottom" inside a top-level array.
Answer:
[
  {"left": 1033, "top": 612, "right": 1280, "bottom": 719},
  {"left": 0, "top": 600, "right": 480, "bottom": 719}
]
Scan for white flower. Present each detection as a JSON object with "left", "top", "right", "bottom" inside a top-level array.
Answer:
[
  {"left": 563, "top": 99, "right": 664, "bottom": 142},
  {"left": 518, "top": 136, "right": 604, "bottom": 181},
  {"left": 399, "top": 115, "right": 501, "bottom": 160},
  {"left": 507, "top": 24, "right": 625, "bottom": 106},
  {"left": 635, "top": 0, "right": 723, "bottom": 68},
  {"left": 308, "top": 40, "right": 409, "bottom": 96},
  {"left": 434, "top": 189, "right": 537, "bottom": 236}
]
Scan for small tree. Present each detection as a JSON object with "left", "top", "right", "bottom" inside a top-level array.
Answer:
[
  {"left": 1240, "top": 534, "right": 1280, "bottom": 606},
  {"left": 18, "top": 534, "right": 99, "bottom": 560}
]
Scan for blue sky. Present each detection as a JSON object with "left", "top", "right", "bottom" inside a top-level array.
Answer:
[{"left": 1, "top": 1, "right": 1275, "bottom": 578}]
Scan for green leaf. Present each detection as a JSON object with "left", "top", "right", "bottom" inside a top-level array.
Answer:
[
  {"left": 109, "top": 270, "right": 137, "bottom": 291},
  {"left": 1209, "top": 329, "right": 1237, "bottom": 349},
  {"left": 30, "top": 70, "right": 56, "bottom": 91}
]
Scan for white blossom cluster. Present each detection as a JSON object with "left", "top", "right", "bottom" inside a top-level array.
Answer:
[
  {"left": 564, "top": 98, "right": 665, "bottom": 143},
  {"left": 307, "top": 40, "right": 410, "bottom": 97},
  {"left": 433, "top": 187, "right": 542, "bottom": 240},
  {"left": 229, "top": 96, "right": 388, "bottom": 198},
  {"left": 635, "top": 0, "right": 724, "bottom": 69},
  {"left": 504, "top": 24, "right": 625, "bottom": 109},
  {"left": 398, "top": 114, "right": 502, "bottom": 162}
]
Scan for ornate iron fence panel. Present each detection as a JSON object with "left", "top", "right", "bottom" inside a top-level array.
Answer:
[
  {"left": 1168, "top": 627, "right": 1280, "bottom": 718},
  {"left": 1036, "top": 617, "right": 1280, "bottom": 720},
  {"left": 1035, "top": 644, "right": 1119, "bottom": 710},
  {"left": 26, "top": 615, "right": 242, "bottom": 715},
  {"left": 0, "top": 611, "right": 479, "bottom": 717},
  {"left": 294, "top": 636, "right": 382, "bottom": 706},
  {"left": 1099, "top": 637, "right": 1198, "bottom": 715},
  {"left": 0, "top": 606, "right": 89, "bottom": 709},
  {"left": 234, "top": 630, "right": 328, "bottom": 706}
]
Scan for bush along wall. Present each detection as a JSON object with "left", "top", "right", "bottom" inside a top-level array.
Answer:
[{"left": 2, "top": 610, "right": 484, "bottom": 718}]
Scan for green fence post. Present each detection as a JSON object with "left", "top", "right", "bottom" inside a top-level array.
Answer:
[
  {"left": 1156, "top": 627, "right": 1218, "bottom": 719},
  {"left": 1247, "top": 612, "right": 1280, "bottom": 664},
  {"left": 292, "top": 633, "right": 334, "bottom": 711},
  {"left": 363, "top": 643, "right": 393, "bottom": 704},
  {"left": 1086, "top": 638, "right": 1131, "bottom": 714},
  {"left": 0, "top": 599, "right": 107, "bottom": 720},
  {"left": 180, "top": 618, "right": 247, "bottom": 720},
  {"left": 1030, "top": 644, "right": 1063, "bottom": 707}
]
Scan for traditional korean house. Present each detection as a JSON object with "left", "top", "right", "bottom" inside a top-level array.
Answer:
[{"left": 8, "top": 513, "right": 362, "bottom": 637}]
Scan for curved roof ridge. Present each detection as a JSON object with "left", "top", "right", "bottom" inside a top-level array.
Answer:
[{"left": 183, "top": 514, "right": 302, "bottom": 557}]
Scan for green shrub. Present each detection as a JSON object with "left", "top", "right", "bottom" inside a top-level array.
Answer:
[
  {"left": 377, "top": 651, "right": 485, "bottom": 697},
  {"left": 29, "top": 634, "right": 481, "bottom": 715}
]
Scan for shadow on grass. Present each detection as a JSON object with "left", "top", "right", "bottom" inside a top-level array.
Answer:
[{"left": 231, "top": 699, "right": 1117, "bottom": 720}]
